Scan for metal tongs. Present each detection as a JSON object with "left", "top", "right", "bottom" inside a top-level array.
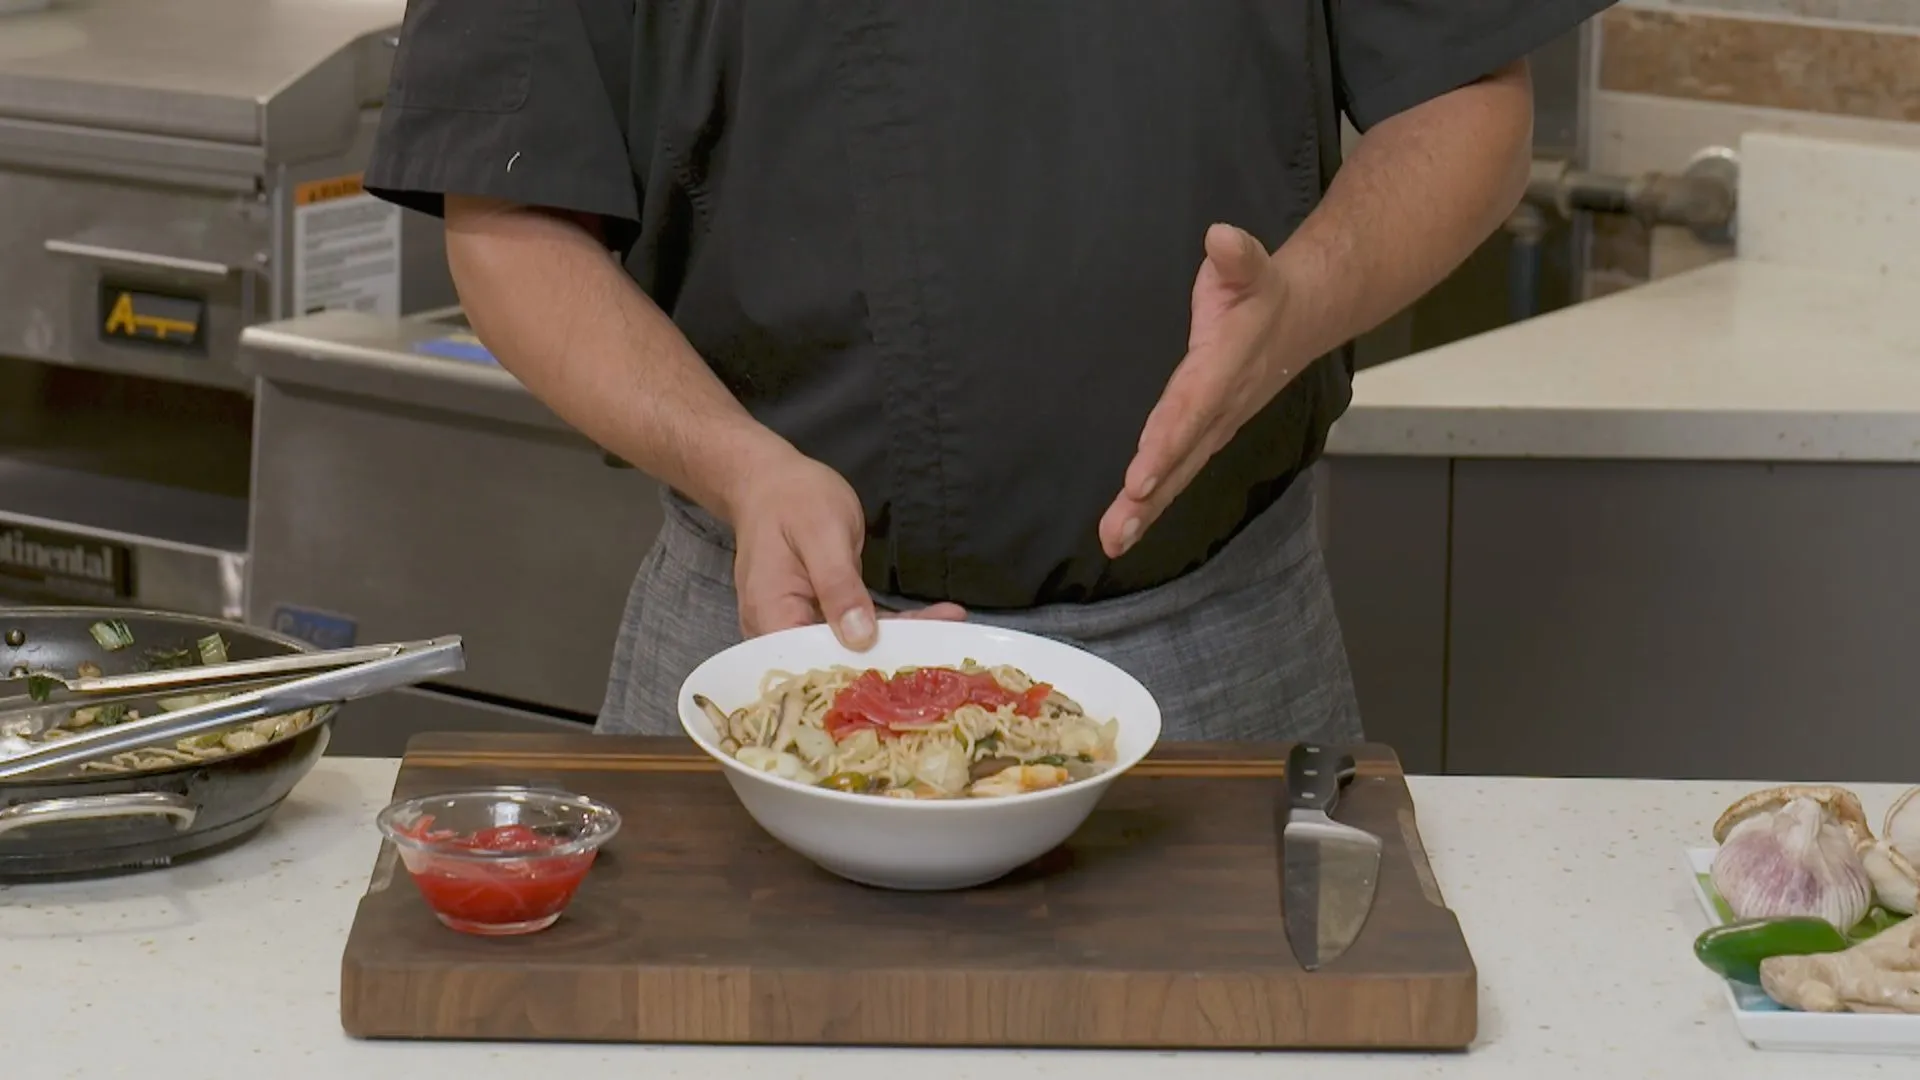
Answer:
[{"left": 0, "top": 636, "right": 466, "bottom": 779}]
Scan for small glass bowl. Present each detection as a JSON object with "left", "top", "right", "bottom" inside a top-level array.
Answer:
[{"left": 375, "top": 787, "right": 621, "bottom": 936}]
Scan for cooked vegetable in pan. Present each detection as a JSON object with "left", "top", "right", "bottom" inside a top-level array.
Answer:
[{"left": 1, "top": 622, "right": 317, "bottom": 774}]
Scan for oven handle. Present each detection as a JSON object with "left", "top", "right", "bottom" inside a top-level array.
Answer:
[
  {"left": 0, "top": 791, "right": 199, "bottom": 838},
  {"left": 43, "top": 238, "right": 237, "bottom": 280}
]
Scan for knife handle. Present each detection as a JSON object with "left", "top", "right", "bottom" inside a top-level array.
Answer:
[{"left": 1285, "top": 743, "right": 1355, "bottom": 815}]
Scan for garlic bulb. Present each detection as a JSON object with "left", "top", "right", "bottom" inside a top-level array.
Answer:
[
  {"left": 1886, "top": 787, "right": 1920, "bottom": 861},
  {"left": 1861, "top": 840, "right": 1920, "bottom": 915},
  {"left": 1711, "top": 795, "right": 1874, "bottom": 931},
  {"left": 1859, "top": 786, "right": 1920, "bottom": 915}
]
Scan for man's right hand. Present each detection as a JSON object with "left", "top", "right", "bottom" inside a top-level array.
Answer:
[{"left": 723, "top": 445, "right": 963, "bottom": 650}]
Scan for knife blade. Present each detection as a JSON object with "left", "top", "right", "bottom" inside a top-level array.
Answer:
[{"left": 1279, "top": 742, "right": 1382, "bottom": 972}]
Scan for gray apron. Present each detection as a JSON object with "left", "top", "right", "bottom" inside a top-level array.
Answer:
[{"left": 596, "top": 476, "right": 1363, "bottom": 744}]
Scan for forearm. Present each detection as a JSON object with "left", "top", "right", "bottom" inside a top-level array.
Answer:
[
  {"left": 1270, "top": 61, "right": 1535, "bottom": 361},
  {"left": 442, "top": 195, "right": 787, "bottom": 524}
]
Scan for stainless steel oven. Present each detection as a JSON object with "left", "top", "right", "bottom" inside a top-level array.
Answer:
[
  {"left": 0, "top": 0, "right": 454, "bottom": 616},
  {"left": 239, "top": 309, "right": 666, "bottom": 754}
]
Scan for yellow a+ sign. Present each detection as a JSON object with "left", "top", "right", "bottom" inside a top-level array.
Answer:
[{"left": 103, "top": 292, "right": 199, "bottom": 343}]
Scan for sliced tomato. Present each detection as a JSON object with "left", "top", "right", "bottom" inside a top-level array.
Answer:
[
  {"left": 397, "top": 813, "right": 460, "bottom": 844},
  {"left": 1014, "top": 682, "right": 1052, "bottom": 716},
  {"left": 460, "top": 824, "right": 554, "bottom": 853},
  {"left": 822, "top": 667, "right": 1056, "bottom": 740}
]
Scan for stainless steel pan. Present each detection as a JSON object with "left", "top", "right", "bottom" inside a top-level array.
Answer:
[{"left": 0, "top": 607, "right": 463, "bottom": 877}]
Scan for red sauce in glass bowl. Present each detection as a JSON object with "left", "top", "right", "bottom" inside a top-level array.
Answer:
[{"left": 392, "top": 814, "right": 601, "bottom": 935}]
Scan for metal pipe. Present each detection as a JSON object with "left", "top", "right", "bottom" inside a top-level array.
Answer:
[
  {"left": 1504, "top": 203, "right": 1548, "bottom": 324},
  {"left": 1525, "top": 149, "right": 1738, "bottom": 245}
]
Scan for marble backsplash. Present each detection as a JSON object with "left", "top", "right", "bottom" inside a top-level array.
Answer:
[{"left": 1625, "top": 0, "right": 1920, "bottom": 30}]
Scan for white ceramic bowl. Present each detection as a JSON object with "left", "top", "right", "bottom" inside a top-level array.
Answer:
[{"left": 677, "top": 620, "right": 1162, "bottom": 890}]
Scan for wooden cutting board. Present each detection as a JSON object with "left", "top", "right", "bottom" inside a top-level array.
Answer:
[{"left": 340, "top": 734, "right": 1476, "bottom": 1050}]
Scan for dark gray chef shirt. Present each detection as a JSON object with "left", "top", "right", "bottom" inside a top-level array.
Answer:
[{"left": 367, "top": 0, "right": 1612, "bottom": 610}]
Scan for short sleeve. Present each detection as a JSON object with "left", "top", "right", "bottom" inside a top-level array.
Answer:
[
  {"left": 365, "top": 0, "right": 639, "bottom": 230},
  {"left": 1327, "top": 0, "right": 1616, "bottom": 131}
]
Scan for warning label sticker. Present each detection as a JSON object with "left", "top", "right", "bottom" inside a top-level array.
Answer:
[{"left": 292, "top": 173, "right": 402, "bottom": 317}]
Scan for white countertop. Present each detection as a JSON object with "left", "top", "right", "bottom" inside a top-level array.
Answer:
[
  {"left": 2, "top": 757, "right": 1913, "bottom": 1078},
  {"left": 1327, "top": 130, "right": 1920, "bottom": 463},
  {"left": 1327, "top": 259, "right": 1920, "bottom": 462}
]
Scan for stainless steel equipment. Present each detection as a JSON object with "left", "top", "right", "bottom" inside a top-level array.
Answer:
[
  {"left": 239, "top": 309, "right": 667, "bottom": 754},
  {"left": 0, "top": 0, "right": 455, "bottom": 618}
]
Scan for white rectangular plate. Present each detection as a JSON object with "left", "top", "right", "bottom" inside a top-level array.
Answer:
[{"left": 1685, "top": 847, "right": 1920, "bottom": 1054}]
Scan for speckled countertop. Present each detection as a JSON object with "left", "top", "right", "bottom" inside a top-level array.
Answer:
[
  {"left": 1326, "top": 130, "right": 1920, "bottom": 463},
  {"left": 1, "top": 757, "right": 1911, "bottom": 1078}
]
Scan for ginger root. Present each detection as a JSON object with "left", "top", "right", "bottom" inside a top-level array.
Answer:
[{"left": 1759, "top": 916, "right": 1920, "bottom": 1014}]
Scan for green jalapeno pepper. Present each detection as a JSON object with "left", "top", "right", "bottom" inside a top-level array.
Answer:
[{"left": 1693, "top": 916, "right": 1849, "bottom": 985}]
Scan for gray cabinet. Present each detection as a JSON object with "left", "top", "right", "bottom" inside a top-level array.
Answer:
[
  {"left": 1325, "top": 455, "right": 1920, "bottom": 782},
  {"left": 1321, "top": 457, "right": 1451, "bottom": 775}
]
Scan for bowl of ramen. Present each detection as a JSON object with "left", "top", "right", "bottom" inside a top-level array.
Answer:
[{"left": 677, "top": 620, "right": 1161, "bottom": 890}]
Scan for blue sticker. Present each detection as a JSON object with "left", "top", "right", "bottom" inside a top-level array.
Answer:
[
  {"left": 412, "top": 333, "right": 498, "bottom": 366},
  {"left": 270, "top": 605, "right": 359, "bottom": 650}
]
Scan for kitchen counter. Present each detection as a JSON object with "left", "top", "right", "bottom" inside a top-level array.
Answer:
[{"left": 2, "top": 757, "right": 1911, "bottom": 1078}]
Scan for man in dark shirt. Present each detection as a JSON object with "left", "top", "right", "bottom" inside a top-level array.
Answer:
[{"left": 368, "top": 0, "right": 1613, "bottom": 741}]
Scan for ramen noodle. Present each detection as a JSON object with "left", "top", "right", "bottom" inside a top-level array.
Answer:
[{"left": 695, "top": 661, "right": 1119, "bottom": 799}]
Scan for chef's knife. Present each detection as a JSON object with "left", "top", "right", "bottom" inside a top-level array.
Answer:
[{"left": 1280, "top": 742, "right": 1382, "bottom": 972}]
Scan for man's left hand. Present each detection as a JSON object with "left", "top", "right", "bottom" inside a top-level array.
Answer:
[{"left": 1099, "top": 223, "right": 1303, "bottom": 558}]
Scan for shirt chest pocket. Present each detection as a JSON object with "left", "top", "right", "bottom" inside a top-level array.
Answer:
[{"left": 389, "top": 0, "right": 542, "bottom": 114}]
